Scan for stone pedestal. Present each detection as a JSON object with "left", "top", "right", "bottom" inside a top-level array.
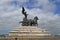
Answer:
[{"left": 8, "top": 26, "right": 53, "bottom": 40}]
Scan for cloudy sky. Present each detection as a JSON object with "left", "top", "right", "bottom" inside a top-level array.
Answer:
[{"left": 0, "top": 0, "right": 60, "bottom": 35}]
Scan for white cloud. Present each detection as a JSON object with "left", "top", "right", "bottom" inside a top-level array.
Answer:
[
  {"left": 0, "top": 0, "right": 29, "bottom": 13},
  {"left": 0, "top": 0, "right": 56, "bottom": 13},
  {"left": 0, "top": 0, "right": 29, "bottom": 3},
  {"left": 17, "top": 0, "right": 29, "bottom": 2},
  {"left": 0, "top": 0, "right": 11, "bottom": 2},
  {"left": 0, "top": 0, "right": 12, "bottom": 4},
  {"left": 31, "top": 0, "right": 56, "bottom": 12}
]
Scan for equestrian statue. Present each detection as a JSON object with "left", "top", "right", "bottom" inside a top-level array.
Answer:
[{"left": 19, "top": 7, "right": 39, "bottom": 26}]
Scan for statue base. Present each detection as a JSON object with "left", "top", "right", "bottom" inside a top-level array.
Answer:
[{"left": 8, "top": 26, "right": 53, "bottom": 40}]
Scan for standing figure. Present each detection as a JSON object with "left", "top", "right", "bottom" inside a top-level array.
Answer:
[
  {"left": 19, "top": 7, "right": 28, "bottom": 26},
  {"left": 22, "top": 7, "right": 28, "bottom": 19}
]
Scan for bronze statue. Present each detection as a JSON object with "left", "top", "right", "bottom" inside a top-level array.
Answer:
[
  {"left": 22, "top": 7, "right": 28, "bottom": 19},
  {"left": 19, "top": 7, "right": 39, "bottom": 26}
]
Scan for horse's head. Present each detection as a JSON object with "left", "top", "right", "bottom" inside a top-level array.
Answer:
[{"left": 34, "top": 16, "right": 39, "bottom": 20}]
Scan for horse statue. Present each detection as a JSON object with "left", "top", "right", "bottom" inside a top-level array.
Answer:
[
  {"left": 19, "top": 16, "right": 39, "bottom": 26},
  {"left": 28, "top": 16, "right": 39, "bottom": 26},
  {"left": 19, "top": 7, "right": 39, "bottom": 26}
]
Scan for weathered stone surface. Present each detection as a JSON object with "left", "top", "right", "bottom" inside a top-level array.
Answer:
[{"left": 8, "top": 26, "right": 54, "bottom": 40}]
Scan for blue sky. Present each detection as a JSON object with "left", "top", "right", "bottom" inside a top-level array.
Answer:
[
  {"left": 55, "top": 2, "right": 60, "bottom": 14},
  {"left": 0, "top": 0, "right": 60, "bottom": 35}
]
